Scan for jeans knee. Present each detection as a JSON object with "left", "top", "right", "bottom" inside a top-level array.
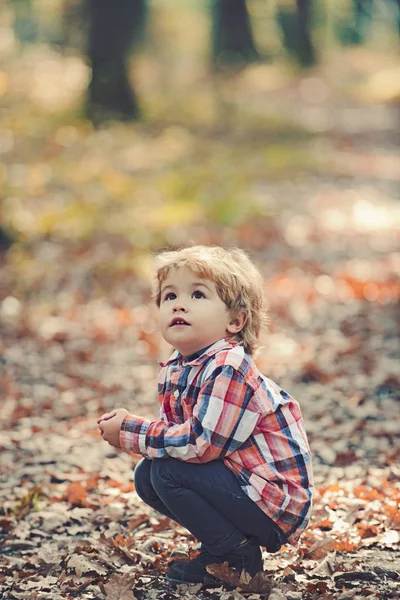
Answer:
[
  {"left": 134, "top": 458, "right": 153, "bottom": 502},
  {"left": 149, "top": 458, "right": 180, "bottom": 493}
]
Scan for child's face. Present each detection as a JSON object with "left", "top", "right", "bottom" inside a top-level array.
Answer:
[{"left": 158, "top": 267, "right": 238, "bottom": 356}]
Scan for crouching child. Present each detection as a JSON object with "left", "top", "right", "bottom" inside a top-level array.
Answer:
[{"left": 98, "top": 245, "right": 314, "bottom": 585}]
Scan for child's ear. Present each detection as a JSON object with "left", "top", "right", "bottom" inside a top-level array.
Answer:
[{"left": 227, "top": 311, "right": 247, "bottom": 334}]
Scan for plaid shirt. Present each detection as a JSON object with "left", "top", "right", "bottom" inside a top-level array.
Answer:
[{"left": 120, "top": 338, "right": 313, "bottom": 543}]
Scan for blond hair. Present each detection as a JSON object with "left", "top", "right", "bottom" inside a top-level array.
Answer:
[{"left": 153, "top": 245, "right": 268, "bottom": 355}]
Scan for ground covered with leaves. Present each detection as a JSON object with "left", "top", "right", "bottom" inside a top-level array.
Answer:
[{"left": 0, "top": 27, "right": 400, "bottom": 600}]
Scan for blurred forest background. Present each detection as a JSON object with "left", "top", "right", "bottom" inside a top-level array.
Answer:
[
  {"left": 0, "top": 1, "right": 400, "bottom": 599},
  {"left": 0, "top": 0, "right": 399, "bottom": 256},
  {"left": 0, "top": 0, "right": 399, "bottom": 253}
]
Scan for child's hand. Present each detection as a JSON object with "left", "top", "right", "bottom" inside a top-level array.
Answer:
[{"left": 97, "top": 408, "right": 128, "bottom": 448}]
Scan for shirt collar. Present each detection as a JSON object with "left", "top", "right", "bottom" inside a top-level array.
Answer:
[{"left": 159, "top": 338, "right": 240, "bottom": 368}]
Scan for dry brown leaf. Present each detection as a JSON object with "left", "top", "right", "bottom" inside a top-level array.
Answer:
[
  {"left": 206, "top": 561, "right": 241, "bottom": 587},
  {"left": 301, "top": 361, "right": 335, "bottom": 383},
  {"left": 309, "top": 551, "right": 337, "bottom": 577},
  {"left": 0, "top": 518, "right": 14, "bottom": 532},
  {"left": 22, "top": 576, "right": 59, "bottom": 590},
  {"left": 150, "top": 516, "right": 171, "bottom": 532},
  {"left": 113, "top": 533, "right": 128, "bottom": 548},
  {"left": 206, "top": 562, "right": 273, "bottom": 593},
  {"left": 282, "top": 565, "right": 297, "bottom": 580},
  {"left": 127, "top": 514, "right": 150, "bottom": 531},
  {"left": 64, "top": 482, "right": 87, "bottom": 506},
  {"left": 303, "top": 536, "right": 336, "bottom": 560},
  {"left": 332, "top": 539, "right": 360, "bottom": 552},
  {"left": 103, "top": 573, "right": 137, "bottom": 600},
  {"left": 305, "top": 579, "right": 331, "bottom": 594},
  {"left": 67, "top": 554, "right": 107, "bottom": 578}
]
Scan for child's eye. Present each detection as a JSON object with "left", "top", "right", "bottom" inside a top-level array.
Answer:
[
  {"left": 163, "top": 292, "right": 176, "bottom": 301},
  {"left": 192, "top": 290, "right": 205, "bottom": 299}
]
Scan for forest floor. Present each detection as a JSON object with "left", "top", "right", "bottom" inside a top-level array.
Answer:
[{"left": 0, "top": 39, "right": 400, "bottom": 600}]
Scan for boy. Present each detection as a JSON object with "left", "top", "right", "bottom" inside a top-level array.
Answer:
[{"left": 98, "top": 245, "right": 313, "bottom": 586}]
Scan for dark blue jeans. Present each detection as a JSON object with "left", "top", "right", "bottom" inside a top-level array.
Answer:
[{"left": 134, "top": 457, "right": 285, "bottom": 556}]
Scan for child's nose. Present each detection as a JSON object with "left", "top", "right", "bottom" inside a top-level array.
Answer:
[{"left": 173, "top": 301, "right": 187, "bottom": 312}]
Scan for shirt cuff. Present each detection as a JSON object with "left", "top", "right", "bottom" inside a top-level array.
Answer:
[{"left": 119, "top": 414, "right": 151, "bottom": 455}]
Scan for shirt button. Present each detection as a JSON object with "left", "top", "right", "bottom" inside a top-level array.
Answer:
[{"left": 173, "top": 390, "right": 179, "bottom": 398}]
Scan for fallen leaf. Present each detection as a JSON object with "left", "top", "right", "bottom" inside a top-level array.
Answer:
[
  {"left": 305, "top": 579, "right": 331, "bottom": 594},
  {"left": 303, "top": 536, "right": 336, "bottom": 560},
  {"left": 64, "top": 482, "right": 87, "bottom": 506},
  {"left": 309, "top": 551, "right": 337, "bottom": 577},
  {"left": 67, "top": 554, "right": 107, "bottom": 578},
  {"left": 103, "top": 573, "right": 137, "bottom": 600},
  {"left": 206, "top": 562, "right": 273, "bottom": 593}
]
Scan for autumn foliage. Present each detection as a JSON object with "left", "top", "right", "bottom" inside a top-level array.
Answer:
[{"left": 1, "top": 5, "right": 400, "bottom": 598}]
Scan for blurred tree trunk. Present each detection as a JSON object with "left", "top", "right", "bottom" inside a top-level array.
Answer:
[
  {"left": 0, "top": 227, "right": 14, "bottom": 253},
  {"left": 336, "top": 0, "right": 400, "bottom": 46},
  {"left": 350, "top": 0, "right": 400, "bottom": 39},
  {"left": 211, "top": 0, "right": 259, "bottom": 70},
  {"left": 338, "top": 0, "right": 374, "bottom": 45},
  {"left": 0, "top": 203, "right": 14, "bottom": 253},
  {"left": 86, "top": 0, "right": 146, "bottom": 122},
  {"left": 396, "top": 0, "right": 400, "bottom": 33},
  {"left": 11, "top": 0, "right": 38, "bottom": 45},
  {"left": 277, "top": 0, "right": 316, "bottom": 67},
  {"left": 296, "top": 0, "right": 316, "bottom": 66},
  {"left": 60, "top": 0, "right": 87, "bottom": 50}
]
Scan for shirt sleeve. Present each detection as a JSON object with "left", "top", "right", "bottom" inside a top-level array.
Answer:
[{"left": 119, "top": 365, "right": 259, "bottom": 462}]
